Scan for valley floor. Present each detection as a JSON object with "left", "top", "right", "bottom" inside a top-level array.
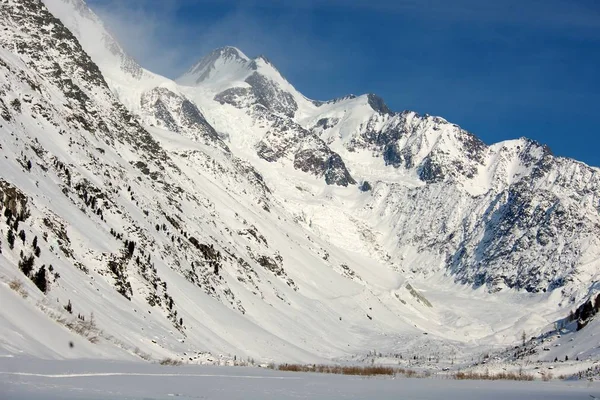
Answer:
[{"left": 0, "top": 357, "right": 598, "bottom": 400}]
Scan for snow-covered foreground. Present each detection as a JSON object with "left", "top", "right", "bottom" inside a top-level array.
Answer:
[{"left": 0, "top": 358, "right": 598, "bottom": 400}]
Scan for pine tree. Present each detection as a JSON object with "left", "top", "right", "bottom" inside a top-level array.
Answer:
[
  {"left": 18, "top": 254, "right": 35, "bottom": 276},
  {"left": 32, "top": 235, "right": 38, "bottom": 249},
  {"left": 127, "top": 240, "right": 135, "bottom": 256},
  {"left": 18, "top": 229, "right": 26, "bottom": 244},
  {"left": 33, "top": 265, "right": 47, "bottom": 293},
  {"left": 7, "top": 229, "right": 15, "bottom": 250}
]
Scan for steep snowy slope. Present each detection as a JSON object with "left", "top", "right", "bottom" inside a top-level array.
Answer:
[
  {"left": 0, "top": 0, "right": 366, "bottom": 362},
  {"left": 1, "top": 0, "right": 599, "bottom": 368}
]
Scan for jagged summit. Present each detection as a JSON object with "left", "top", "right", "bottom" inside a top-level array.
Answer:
[
  {"left": 191, "top": 46, "right": 251, "bottom": 69},
  {"left": 214, "top": 45, "right": 249, "bottom": 60},
  {"left": 176, "top": 45, "right": 294, "bottom": 93},
  {"left": 178, "top": 46, "right": 250, "bottom": 86}
]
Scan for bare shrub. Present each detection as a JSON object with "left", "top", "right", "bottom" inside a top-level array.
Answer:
[
  {"left": 133, "top": 347, "right": 152, "bottom": 362},
  {"left": 8, "top": 278, "right": 28, "bottom": 298},
  {"left": 63, "top": 313, "right": 100, "bottom": 343},
  {"left": 278, "top": 364, "right": 303, "bottom": 372},
  {"left": 454, "top": 371, "right": 534, "bottom": 381},
  {"left": 40, "top": 304, "right": 102, "bottom": 344},
  {"left": 541, "top": 371, "right": 553, "bottom": 381},
  {"left": 159, "top": 357, "right": 183, "bottom": 366},
  {"left": 403, "top": 369, "right": 418, "bottom": 378},
  {"left": 278, "top": 364, "right": 396, "bottom": 376}
]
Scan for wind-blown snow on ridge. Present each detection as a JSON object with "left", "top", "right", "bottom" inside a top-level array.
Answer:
[
  {"left": 0, "top": 0, "right": 599, "bottom": 368},
  {"left": 178, "top": 46, "right": 251, "bottom": 87}
]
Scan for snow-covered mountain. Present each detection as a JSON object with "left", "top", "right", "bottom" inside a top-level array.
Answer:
[{"left": 1, "top": 0, "right": 600, "bottom": 367}]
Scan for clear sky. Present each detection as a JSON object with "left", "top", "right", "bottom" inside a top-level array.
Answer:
[{"left": 87, "top": 0, "right": 600, "bottom": 167}]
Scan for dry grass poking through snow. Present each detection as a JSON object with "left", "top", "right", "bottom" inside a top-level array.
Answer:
[
  {"left": 133, "top": 347, "right": 153, "bottom": 362},
  {"left": 159, "top": 357, "right": 183, "bottom": 366},
  {"left": 276, "top": 364, "right": 541, "bottom": 381},
  {"left": 541, "top": 371, "right": 553, "bottom": 381},
  {"left": 8, "top": 278, "right": 28, "bottom": 298},
  {"left": 38, "top": 303, "right": 102, "bottom": 344},
  {"left": 277, "top": 364, "right": 406, "bottom": 377},
  {"left": 453, "top": 371, "right": 535, "bottom": 381},
  {"left": 58, "top": 314, "right": 101, "bottom": 343}
]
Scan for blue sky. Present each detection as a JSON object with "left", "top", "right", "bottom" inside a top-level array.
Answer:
[{"left": 88, "top": 0, "right": 600, "bottom": 166}]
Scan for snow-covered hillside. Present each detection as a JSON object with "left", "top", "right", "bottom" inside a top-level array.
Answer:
[{"left": 0, "top": 0, "right": 599, "bottom": 369}]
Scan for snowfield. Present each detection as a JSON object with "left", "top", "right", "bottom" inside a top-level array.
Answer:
[{"left": 1, "top": 357, "right": 599, "bottom": 400}]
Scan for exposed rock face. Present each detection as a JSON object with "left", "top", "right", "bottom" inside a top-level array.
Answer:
[
  {"left": 141, "top": 87, "right": 226, "bottom": 148},
  {"left": 1, "top": 0, "right": 169, "bottom": 166},
  {"left": 367, "top": 93, "right": 393, "bottom": 116},
  {"left": 255, "top": 117, "right": 355, "bottom": 186},
  {"left": 346, "top": 111, "right": 487, "bottom": 183},
  {"left": 184, "top": 47, "right": 355, "bottom": 186},
  {"left": 214, "top": 71, "right": 298, "bottom": 118},
  {"left": 217, "top": 82, "right": 355, "bottom": 185},
  {"left": 244, "top": 72, "right": 298, "bottom": 118}
]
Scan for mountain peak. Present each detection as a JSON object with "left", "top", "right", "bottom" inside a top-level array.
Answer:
[
  {"left": 213, "top": 46, "right": 249, "bottom": 61},
  {"left": 177, "top": 46, "right": 250, "bottom": 86}
]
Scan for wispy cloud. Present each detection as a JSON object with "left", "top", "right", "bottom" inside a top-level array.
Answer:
[
  {"left": 87, "top": 0, "right": 599, "bottom": 80},
  {"left": 86, "top": 0, "right": 363, "bottom": 80},
  {"left": 87, "top": 0, "right": 193, "bottom": 77}
]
